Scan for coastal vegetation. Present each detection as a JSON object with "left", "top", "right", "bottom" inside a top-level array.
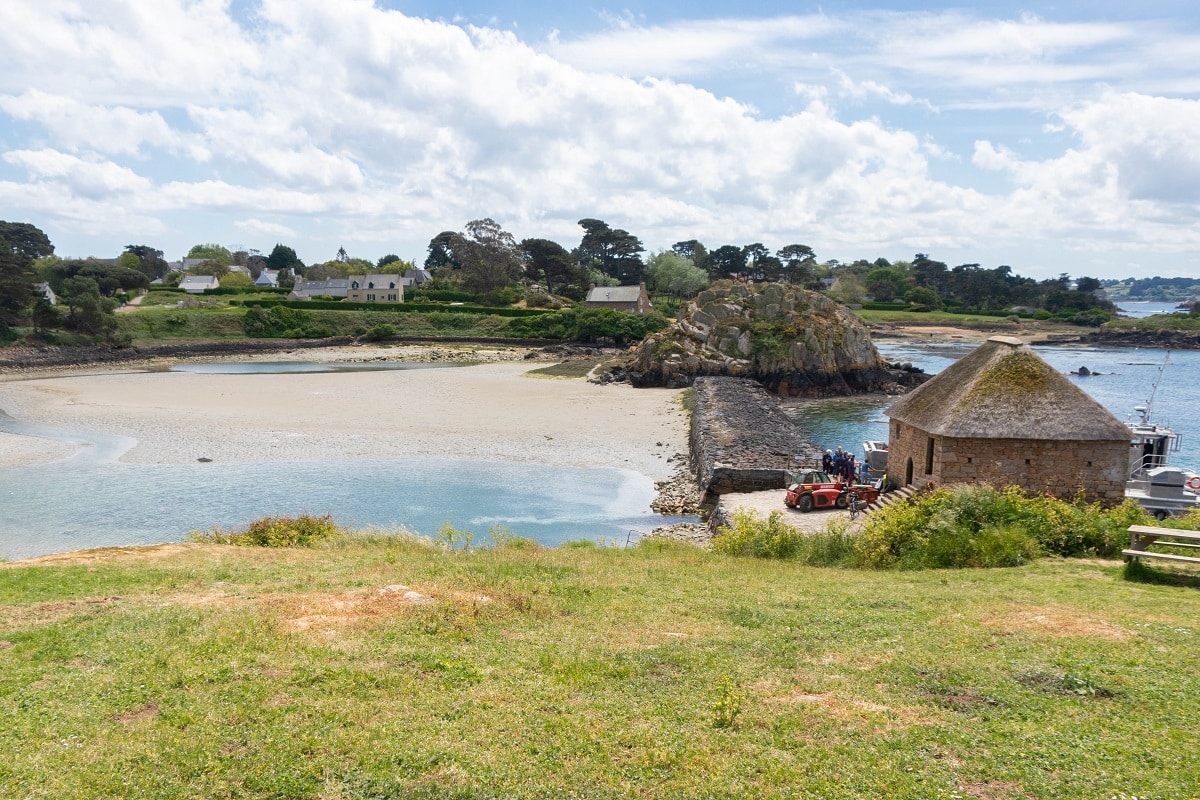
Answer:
[
  {"left": 8, "top": 217, "right": 1196, "bottom": 356},
  {"left": 713, "top": 486, "right": 1151, "bottom": 568},
  {"left": 1, "top": 532, "right": 1197, "bottom": 798}
]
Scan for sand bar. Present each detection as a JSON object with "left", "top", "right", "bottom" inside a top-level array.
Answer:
[{"left": 0, "top": 346, "right": 688, "bottom": 480}]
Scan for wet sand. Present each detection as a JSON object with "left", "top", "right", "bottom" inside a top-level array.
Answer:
[{"left": 0, "top": 347, "right": 689, "bottom": 480}]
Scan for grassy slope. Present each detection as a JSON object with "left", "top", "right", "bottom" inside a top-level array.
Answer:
[{"left": 2, "top": 537, "right": 1198, "bottom": 799}]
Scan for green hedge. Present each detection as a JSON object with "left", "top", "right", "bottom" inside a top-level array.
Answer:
[
  {"left": 408, "top": 289, "right": 480, "bottom": 303},
  {"left": 207, "top": 286, "right": 289, "bottom": 296},
  {"left": 230, "top": 299, "right": 552, "bottom": 317}
]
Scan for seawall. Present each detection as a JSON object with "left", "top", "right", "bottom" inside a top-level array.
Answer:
[{"left": 690, "top": 376, "right": 822, "bottom": 497}]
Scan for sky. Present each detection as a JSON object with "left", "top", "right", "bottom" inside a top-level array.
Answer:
[{"left": 1, "top": 1, "right": 1198, "bottom": 280}]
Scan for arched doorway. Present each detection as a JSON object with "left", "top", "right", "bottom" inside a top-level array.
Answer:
[{"left": 905, "top": 457, "right": 914, "bottom": 486}]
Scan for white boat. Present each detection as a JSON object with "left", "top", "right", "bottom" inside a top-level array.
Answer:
[{"left": 1125, "top": 405, "right": 1200, "bottom": 520}]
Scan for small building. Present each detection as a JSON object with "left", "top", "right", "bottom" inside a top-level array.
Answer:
[
  {"left": 585, "top": 283, "right": 652, "bottom": 314},
  {"left": 254, "top": 269, "right": 279, "bottom": 288},
  {"left": 178, "top": 275, "right": 219, "bottom": 294},
  {"left": 347, "top": 274, "right": 403, "bottom": 303},
  {"left": 883, "top": 336, "right": 1130, "bottom": 504},
  {"left": 402, "top": 268, "right": 433, "bottom": 287},
  {"left": 289, "top": 278, "right": 350, "bottom": 300}
]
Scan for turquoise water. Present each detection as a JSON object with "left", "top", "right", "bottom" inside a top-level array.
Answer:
[
  {"left": 787, "top": 343, "right": 1200, "bottom": 471},
  {"left": 0, "top": 361, "right": 687, "bottom": 560},
  {"left": 0, "top": 447, "right": 670, "bottom": 560}
]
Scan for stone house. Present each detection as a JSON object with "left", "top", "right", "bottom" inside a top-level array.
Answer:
[
  {"left": 585, "top": 283, "right": 652, "bottom": 314},
  {"left": 347, "top": 274, "right": 404, "bottom": 303},
  {"left": 289, "top": 278, "right": 350, "bottom": 300},
  {"left": 884, "top": 336, "right": 1130, "bottom": 504}
]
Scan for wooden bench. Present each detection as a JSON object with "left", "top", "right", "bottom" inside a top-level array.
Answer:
[{"left": 1122, "top": 524, "right": 1200, "bottom": 565}]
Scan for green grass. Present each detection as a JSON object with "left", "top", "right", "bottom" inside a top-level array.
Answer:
[
  {"left": 1105, "top": 314, "right": 1200, "bottom": 331},
  {"left": 525, "top": 357, "right": 610, "bottom": 379},
  {"left": 855, "top": 309, "right": 1024, "bottom": 325},
  {"left": 2, "top": 536, "right": 1198, "bottom": 799},
  {"left": 116, "top": 304, "right": 537, "bottom": 344}
]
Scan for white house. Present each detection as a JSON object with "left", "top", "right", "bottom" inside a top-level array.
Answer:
[{"left": 179, "top": 275, "right": 219, "bottom": 293}]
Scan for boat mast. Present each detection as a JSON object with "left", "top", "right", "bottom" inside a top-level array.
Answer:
[{"left": 1143, "top": 350, "right": 1170, "bottom": 422}]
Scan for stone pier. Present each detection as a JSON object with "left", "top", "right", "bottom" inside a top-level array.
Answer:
[{"left": 690, "top": 376, "right": 822, "bottom": 497}]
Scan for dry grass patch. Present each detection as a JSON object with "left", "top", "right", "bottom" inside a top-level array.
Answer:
[{"left": 981, "top": 606, "right": 1133, "bottom": 640}]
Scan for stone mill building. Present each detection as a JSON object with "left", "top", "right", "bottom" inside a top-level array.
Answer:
[{"left": 884, "top": 336, "right": 1129, "bottom": 504}]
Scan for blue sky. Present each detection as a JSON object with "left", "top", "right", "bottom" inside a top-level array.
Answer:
[{"left": 1, "top": 1, "right": 1198, "bottom": 279}]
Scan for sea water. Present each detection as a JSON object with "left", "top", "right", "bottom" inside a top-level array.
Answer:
[
  {"left": 787, "top": 343, "right": 1200, "bottom": 472},
  {"left": 0, "top": 362, "right": 685, "bottom": 560}
]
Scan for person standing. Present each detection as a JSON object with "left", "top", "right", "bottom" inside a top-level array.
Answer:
[{"left": 821, "top": 449, "right": 833, "bottom": 475}]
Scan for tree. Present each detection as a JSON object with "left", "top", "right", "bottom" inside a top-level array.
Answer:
[
  {"left": 377, "top": 254, "right": 401, "bottom": 269},
  {"left": 220, "top": 271, "right": 253, "bottom": 289},
  {"left": 575, "top": 219, "right": 645, "bottom": 284},
  {"left": 911, "top": 253, "right": 949, "bottom": 296},
  {"left": 49, "top": 259, "right": 148, "bottom": 296},
  {"left": 645, "top": 251, "right": 709, "bottom": 297},
  {"left": 59, "top": 276, "right": 116, "bottom": 335},
  {"left": 265, "top": 244, "right": 304, "bottom": 274},
  {"left": 708, "top": 245, "right": 747, "bottom": 279},
  {"left": 424, "top": 231, "right": 460, "bottom": 273},
  {"left": 521, "top": 238, "right": 584, "bottom": 299},
  {"left": 905, "top": 286, "right": 942, "bottom": 310},
  {"left": 777, "top": 244, "right": 818, "bottom": 286},
  {"left": 452, "top": 218, "right": 523, "bottom": 295},
  {"left": 125, "top": 245, "right": 169, "bottom": 280},
  {"left": 865, "top": 266, "right": 911, "bottom": 302},
  {"left": 0, "top": 221, "right": 54, "bottom": 316},
  {"left": 672, "top": 240, "right": 709, "bottom": 273},
  {"left": 186, "top": 243, "right": 233, "bottom": 267}
]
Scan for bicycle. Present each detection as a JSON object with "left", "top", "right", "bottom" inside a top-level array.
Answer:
[{"left": 846, "top": 490, "right": 868, "bottom": 521}]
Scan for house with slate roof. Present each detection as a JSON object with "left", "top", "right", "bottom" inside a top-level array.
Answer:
[
  {"left": 584, "top": 283, "right": 652, "bottom": 314},
  {"left": 289, "top": 278, "right": 350, "bottom": 300},
  {"left": 347, "top": 274, "right": 403, "bottom": 303},
  {"left": 254, "top": 269, "right": 280, "bottom": 288},
  {"left": 179, "top": 275, "right": 220, "bottom": 294},
  {"left": 884, "top": 336, "right": 1130, "bottom": 504}
]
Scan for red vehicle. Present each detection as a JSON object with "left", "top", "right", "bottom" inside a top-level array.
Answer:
[{"left": 784, "top": 470, "right": 880, "bottom": 513}]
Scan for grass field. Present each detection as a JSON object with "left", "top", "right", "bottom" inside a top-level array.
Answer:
[{"left": 2, "top": 536, "right": 1197, "bottom": 799}]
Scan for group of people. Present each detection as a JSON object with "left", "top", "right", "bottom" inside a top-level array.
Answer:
[{"left": 821, "top": 446, "right": 866, "bottom": 484}]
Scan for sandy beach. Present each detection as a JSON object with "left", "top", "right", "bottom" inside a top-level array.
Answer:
[{"left": 0, "top": 346, "right": 689, "bottom": 480}]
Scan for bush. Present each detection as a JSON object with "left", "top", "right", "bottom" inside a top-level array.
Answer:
[
  {"left": 363, "top": 323, "right": 398, "bottom": 341},
  {"left": 857, "top": 485, "right": 1145, "bottom": 569},
  {"left": 712, "top": 510, "right": 806, "bottom": 558},
  {"left": 189, "top": 514, "right": 344, "bottom": 547}
]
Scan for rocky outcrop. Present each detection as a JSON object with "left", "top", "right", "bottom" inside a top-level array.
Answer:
[
  {"left": 624, "top": 281, "right": 915, "bottom": 395},
  {"left": 1078, "top": 328, "right": 1200, "bottom": 350},
  {"left": 690, "top": 376, "right": 822, "bottom": 496}
]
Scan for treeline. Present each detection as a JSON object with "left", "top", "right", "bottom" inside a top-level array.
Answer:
[
  {"left": 836, "top": 254, "right": 1115, "bottom": 323},
  {"left": 1103, "top": 276, "right": 1200, "bottom": 302}
]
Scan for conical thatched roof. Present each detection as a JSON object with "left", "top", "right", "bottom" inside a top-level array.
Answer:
[{"left": 884, "top": 336, "right": 1129, "bottom": 441}]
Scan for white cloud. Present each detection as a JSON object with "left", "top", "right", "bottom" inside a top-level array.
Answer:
[
  {"left": 0, "top": 2, "right": 1197, "bottom": 275},
  {"left": 235, "top": 218, "right": 298, "bottom": 238},
  {"left": 3, "top": 149, "right": 153, "bottom": 198},
  {"left": 0, "top": 90, "right": 200, "bottom": 157}
]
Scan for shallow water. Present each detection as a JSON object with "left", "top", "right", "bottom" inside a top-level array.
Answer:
[
  {"left": 0, "top": 360, "right": 689, "bottom": 560},
  {"left": 0, "top": 452, "right": 669, "bottom": 560}
]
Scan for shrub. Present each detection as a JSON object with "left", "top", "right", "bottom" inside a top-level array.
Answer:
[
  {"left": 363, "top": 323, "right": 398, "bottom": 341},
  {"left": 858, "top": 485, "right": 1144, "bottom": 569},
  {"left": 712, "top": 509, "right": 808, "bottom": 559},
  {"left": 189, "top": 514, "right": 344, "bottom": 547}
]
